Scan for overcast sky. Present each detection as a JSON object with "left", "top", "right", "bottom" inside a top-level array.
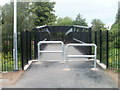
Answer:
[
  {"left": 51, "top": 0, "right": 119, "bottom": 28},
  {"left": 0, "top": 0, "right": 119, "bottom": 28}
]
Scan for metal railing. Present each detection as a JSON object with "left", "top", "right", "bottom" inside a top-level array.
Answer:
[
  {"left": 65, "top": 43, "right": 97, "bottom": 69},
  {"left": 37, "top": 41, "right": 64, "bottom": 62}
]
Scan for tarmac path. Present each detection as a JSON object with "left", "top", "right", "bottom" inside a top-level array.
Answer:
[{"left": 3, "top": 44, "right": 117, "bottom": 88}]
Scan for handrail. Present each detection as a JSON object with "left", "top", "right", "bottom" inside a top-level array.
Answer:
[
  {"left": 65, "top": 43, "right": 97, "bottom": 69},
  {"left": 37, "top": 41, "right": 64, "bottom": 62}
]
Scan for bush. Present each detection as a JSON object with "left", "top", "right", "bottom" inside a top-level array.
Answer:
[{"left": 0, "top": 52, "right": 22, "bottom": 72}]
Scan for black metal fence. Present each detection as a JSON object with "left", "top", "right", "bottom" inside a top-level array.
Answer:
[
  {"left": 1, "top": 27, "right": 119, "bottom": 72},
  {"left": 20, "top": 30, "right": 49, "bottom": 70},
  {"left": 1, "top": 33, "right": 22, "bottom": 72},
  {"left": 1, "top": 30, "right": 49, "bottom": 71},
  {"left": 93, "top": 30, "right": 119, "bottom": 69},
  {"left": 66, "top": 29, "right": 119, "bottom": 70}
]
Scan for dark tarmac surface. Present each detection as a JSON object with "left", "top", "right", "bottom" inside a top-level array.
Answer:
[{"left": 2, "top": 44, "right": 118, "bottom": 88}]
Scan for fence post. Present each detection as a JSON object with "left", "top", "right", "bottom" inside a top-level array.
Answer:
[
  {"left": 34, "top": 30, "right": 37, "bottom": 59},
  {"left": 89, "top": 27, "right": 92, "bottom": 55},
  {"left": 20, "top": 31, "right": 24, "bottom": 70},
  {"left": 27, "top": 31, "right": 31, "bottom": 60},
  {"left": 29, "top": 31, "right": 31, "bottom": 60},
  {"left": 106, "top": 30, "right": 109, "bottom": 68},
  {"left": 95, "top": 31, "right": 97, "bottom": 45},
  {"left": 99, "top": 30, "right": 102, "bottom": 62},
  {"left": 26, "top": 30, "right": 29, "bottom": 63}
]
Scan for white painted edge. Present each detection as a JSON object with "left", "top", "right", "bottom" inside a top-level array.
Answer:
[
  {"left": 24, "top": 59, "right": 65, "bottom": 70},
  {"left": 88, "top": 59, "right": 107, "bottom": 69},
  {"left": 88, "top": 59, "right": 94, "bottom": 61},
  {"left": 23, "top": 59, "right": 107, "bottom": 70},
  {"left": 39, "top": 60, "right": 61, "bottom": 61},
  {"left": 91, "top": 68, "right": 99, "bottom": 71},
  {"left": 96, "top": 59, "right": 107, "bottom": 69},
  {"left": 24, "top": 60, "right": 38, "bottom": 70}
]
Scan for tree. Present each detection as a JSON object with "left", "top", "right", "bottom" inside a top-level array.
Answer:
[
  {"left": 0, "top": 5, "right": 2, "bottom": 25},
  {"left": 2, "top": 3, "right": 14, "bottom": 34},
  {"left": 110, "top": 5, "right": 120, "bottom": 48},
  {"left": 30, "top": 2, "right": 56, "bottom": 26},
  {"left": 74, "top": 13, "right": 88, "bottom": 26},
  {"left": 17, "top": 2, "right": 35, "bottom": 32},
  {"left": 55, "top": 17, "right": 74, "bottom": 25},
  {"left": 91, "top": 19, "right": 106, "bottom": 31},
  {"left": 2, "top": 2, "right": 35, "bottom": 34},
  {"left": 111, "top": 6, "right": 120, "bottom": 31}
]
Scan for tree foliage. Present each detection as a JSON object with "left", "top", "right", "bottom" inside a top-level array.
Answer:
[
  {"left": 2, "top": 2, "right": 35, "bottom": 34},
  {"left": 2, "top": 3, "right": 14, "bottom": 34},
  {"left": 74, "top": 13, "right": 88, "bottom": 26},
  {"left": 110, "top": 6, "right": 120, "bottom": 48},
  {"left": 0, "top": 5, "right": 2, "bottom": 25},
  {"left": 2, "top": 2, "right": 56, "bottom": 34},
  {"left": 54, "top": 13, "right": 88, "bottom": 26},
  {"left": 111, "top": 6, "right": 120, "bottom": 31},
  {"left": 55, "top": 17, "right": 74, "bottom": 25},
  {"left": 30, "top": 2, "right": 56, "bottom": 26},
  {"left": 91, "top": 19, "right": 106, "bottom": 31},
  {"left": 17, "top": 2, "right": 35, "bottom": 32}
]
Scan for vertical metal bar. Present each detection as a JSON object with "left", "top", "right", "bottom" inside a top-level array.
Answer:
[
  {"left": 89, "top": 28, "right": 92, "bottom": 55},
  {"left": 99, "top": 30, "right": 102, "bottom": 62},
  {"left": 94, "top": 45, "right": 97, "bottom": 69},
  {"left": 27, "top": 31, "right": 30, "bottom": 60},
  {"left": 113, "top": 31, "right": 115, "bottom": 69},
  {"left": 34, "top": 31, "right": 37, "bottom": 59},
  {"left": 34, "top": 30, "right": 37, "bottom": 59},
  {"left": 115, "top": 31, "right": 117, "bottom": 69},
  {"left": 65, "top": 45, "right": 69, "bottom": 68},
  {"left": 116, "top": 32, "right": 118, "bottom": 69},
  {"left": 110, "top": 32, "right": 112, "bottom": 69},
  {"left": 26, "top": 30, "right": 28, "bottom": 63},
  {"left": 95, "top": 31, "right": 97, "bottom": 45},
  {"left": 117, "top": 31, "right": 119, "bottom": 69},
  {"left": 20, "top": 32, "right": 24, "bottom": 70},
  {"left": 29, "top": 31, "right": 31, "bottom": 60},
  {"left": 61, "top": 42, "right": 64, "bottom": 62},
  {"left": 117, "top": 29, "right": 120, "bottom": 69},
  {"left": 106, "top": 30, "right": 109, "bottom": 68},
  {"left": 37, "top": 43, "right": 40, "bottom": 60},
  {"left": 7, "top": 35, "right": 9, "bottom": 71},
  {"left": 13, "top": 0, "right": 18, "bottom": 70}
]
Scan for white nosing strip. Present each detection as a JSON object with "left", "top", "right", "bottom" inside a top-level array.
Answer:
[{"left": 97, "top": 60, "right": 106, "bottom": 69}]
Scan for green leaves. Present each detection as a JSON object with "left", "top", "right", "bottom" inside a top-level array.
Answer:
[
  {"left": 74, "top": 13, "right": 88, "bottom": 26},
  {"left": 30, "top": 2, "right": 56, "bottom": 26},
  {"left": 55, "top": 17, "right": 74, "bottom": 25},
  {"left": 91, "top": 19, "right": 106, "bottom": 31},
  {"left": 2, "top": 2, "right": 35, "bottom": 34},
  {"left": 54, "top": 13, "right": 88, "bottom": 26}
]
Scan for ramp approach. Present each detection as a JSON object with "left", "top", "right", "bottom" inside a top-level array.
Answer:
[
  {"left": 3, "top": 44, "right": 117, "bottom": 88},
  {"left": 7, "top": 25, "right": 117, "bottom": 88}
]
